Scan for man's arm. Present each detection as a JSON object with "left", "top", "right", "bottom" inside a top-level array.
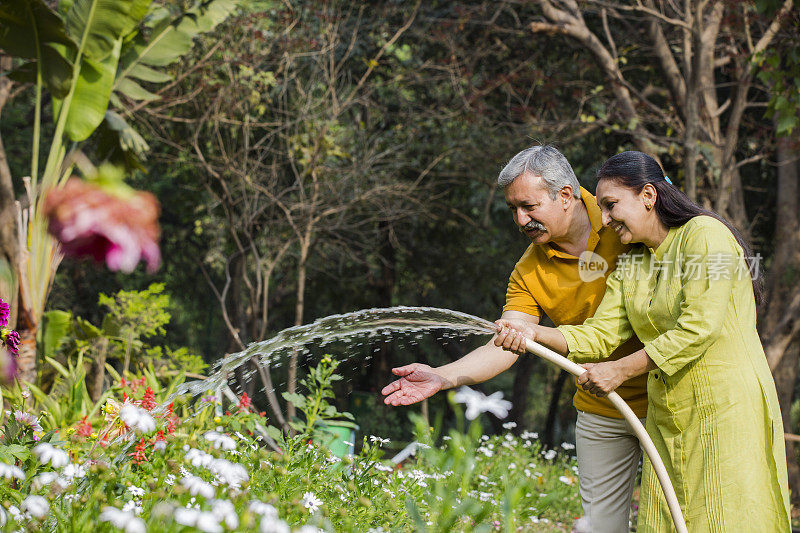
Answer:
[
  {"left": 382, "top": 311, "right": 539, "bottom": 406},
  {"left": 437, "top": 311, "right": 539, "bottom": 387}
]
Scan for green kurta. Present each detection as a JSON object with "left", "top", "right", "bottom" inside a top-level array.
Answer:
[{"left": 558, "top": 216, "right": 790, "bottom": 532}]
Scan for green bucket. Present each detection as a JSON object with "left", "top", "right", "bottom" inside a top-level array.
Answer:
[{"left": 319, "top": 422, "right": 358, "bottom": 458}]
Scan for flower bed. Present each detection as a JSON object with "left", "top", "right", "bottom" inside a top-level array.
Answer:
[{"left": 0, "top": 360, "right": 580, "bottom": 532}]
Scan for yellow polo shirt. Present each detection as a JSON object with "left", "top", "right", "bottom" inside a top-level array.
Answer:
[{"left": 503, "top": 187, "right": 647, "bottom": 419}]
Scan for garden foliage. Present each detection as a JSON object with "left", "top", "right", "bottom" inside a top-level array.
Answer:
[{"left": 0, "top": 359, "right": 580, "bottom": 532}]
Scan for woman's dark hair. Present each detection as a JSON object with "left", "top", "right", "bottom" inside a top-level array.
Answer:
[{"left": 597, "top": 151, "right": 763, "bottom": 304}]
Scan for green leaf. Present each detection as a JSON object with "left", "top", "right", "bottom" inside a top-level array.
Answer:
[
  {"left": 100, "top": 313, "right": 121, "bottom": 337},
  {"left": 42, "top": 310, "right": 73, "bottom": 357},
  {"left": 264, "top": 424, "right": 282, "bottom": 442},
  {"left": 65, "top": 0, "right": 151, "bottom": 60},
  {"left": 776, "top": 113, "right": 798, "bottom": 136},
  {"left": 59, "top": 37, "right": 121, "bottom": 141},
  {"left": 113, "top": 0, "right": 236, "bottom": 98},
  {"left": 74, "top": 317, "right": 102, "bottom": 339},
  {"left": 126, "top": 63, "right": 173, "bottom": 83},
  {"left": 115, "top": 77, "right": 160, "bottom": 102},
  {"left": 282, "top": 392, "right": 306, "bottom": 408},
  {"left": 45, "top": 356, "right": 71, "bottom": 378},
  {"left": 5, "top": 444, "right": 29, "bottom": 462},
  {"left": 0, "top": 0, "right": 76, "bottom": 97}
]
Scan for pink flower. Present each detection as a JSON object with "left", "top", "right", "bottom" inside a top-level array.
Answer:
[
  {"left": 2, "top": 328, "right": 20, "bottom": 355},
  {"left": 43, "top": 178, "right": 161, "bottom": 273},
  {"left": 0, "top": 299, "right": 9, "bottom": 328}
]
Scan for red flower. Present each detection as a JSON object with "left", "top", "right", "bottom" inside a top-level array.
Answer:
[
  {"left": 141, "top": 387, "right": 157, "bottom": 410},
  {"left": 238, "top": 392, "right": 252, "bottom": 412},
  {"left": 76, "top": 416, "right": 92, "bottom": 438},
  {"left": 129, "top": 437, "right": 149, "bottom": 464},
  {"left": 43, "top": 178, "right": 161, "bottom": 273}
]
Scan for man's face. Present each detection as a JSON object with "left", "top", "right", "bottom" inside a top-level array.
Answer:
[{"left": 504, "top": 173, "right": 567, "bottom": 244}]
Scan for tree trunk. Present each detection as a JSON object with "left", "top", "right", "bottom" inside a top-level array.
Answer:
[
  {"left": 16, "top": 325, "right": 37, "bottom": 384},
  {"left": 287, "top": 236, "right": 310, "bottom": 420},
  {"left": 91, "top": 338, "right": 109, "bottom": 401}
]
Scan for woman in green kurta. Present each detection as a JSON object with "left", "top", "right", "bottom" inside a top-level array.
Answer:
[{"left": 495, "top": 151, "right": 790, "bottom": 532}]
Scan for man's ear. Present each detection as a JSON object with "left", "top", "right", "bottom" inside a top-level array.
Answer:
[{"left": 559, "top": 186, "right": 575, "bottom": 208}]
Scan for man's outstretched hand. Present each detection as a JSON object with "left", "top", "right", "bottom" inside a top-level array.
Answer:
[{"left": 381, "top": 363, "right": 446, "bottom": 406}]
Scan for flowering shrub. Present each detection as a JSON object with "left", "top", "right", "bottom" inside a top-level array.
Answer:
[
  {"left": 0, "top": 298, "right": 18, "bottom": 385},
  {"left": 0, "top": 359, "right": 579, "bottom": 531}
]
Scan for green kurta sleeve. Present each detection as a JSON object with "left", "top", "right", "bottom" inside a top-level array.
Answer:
[
  {"left": 556, "top": 265, "right": 633, "bottom": 363},
  {"left": 644, "top": 220, "right": 741, "bottom": 376}
]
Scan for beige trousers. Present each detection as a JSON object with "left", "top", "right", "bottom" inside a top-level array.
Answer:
[{"left": 574, "top": 411, "right": 645, "bottom": 533}]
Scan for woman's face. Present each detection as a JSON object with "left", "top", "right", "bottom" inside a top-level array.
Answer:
[{"left": 596, "top": 179, "right": 657, "bottom": 244}]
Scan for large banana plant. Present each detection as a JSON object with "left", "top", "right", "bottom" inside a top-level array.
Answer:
[{"left": 0, "top": 0, "right": 237, "bottom": 383}]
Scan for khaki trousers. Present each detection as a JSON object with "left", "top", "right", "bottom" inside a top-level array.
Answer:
[{"left": 574, "top": 411, "right": 645, "bottom": 533}]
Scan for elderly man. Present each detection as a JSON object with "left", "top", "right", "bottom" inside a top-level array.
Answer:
[{"left": 382, "top": 145, "right": 647, "bottom": 533}]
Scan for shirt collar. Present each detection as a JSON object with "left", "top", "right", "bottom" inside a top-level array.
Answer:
[
  {"left": 543, "top": 187, "right": 601, "bottom": 259},
  {"left": 652, "top": 225, "right": 678, "bottom": 261}
]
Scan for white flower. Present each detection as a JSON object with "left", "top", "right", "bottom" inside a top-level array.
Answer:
[
  {"left": 204, "top": 431, "right": 237, "bottom": 451},
  {"left": 175, "top": 508, "right": 222, "bottom": 533},
  {"left": 559, "top": 475, "right": 574, "bottom": 485},
  {"left": 369, "top": 435, "right": 390, "bottom": 446},
  {"left": 62, "top": 463, "right": 87, "bottom": 479},
  {"left": 172, "top": 507, "right": 222, "bottom": 533},
  {"left": 182, "top": 475, "right": 216, "bottom": 499},
  {"left": 260, "top": 516, "right": 290, "bottom": 533},
  {"left": 122, "top": 500, "right": 143, "bottom": 515},
  {"left": 119, "top": 404, "right": 156, "bottom": 434},
  {"left": 128, "top": 485, "right": 145, "bottom": 497},
  {"left": 22, "top": 495, "right": 49, "bottom": 518},
  {"left": 100, "top": 506, "right": 147, "bottom": 532},
  {"left": 13, "top": 410, "right": 42, "bottom": 432},
  {"left": 154, "top": 439, "right": 167, "bottom": 452},
  {"left": 208, "top": 458, "right": 249, "bottom": 487},
  {"left": 126, "top": 518, "right": 147, "bottom": 533},
  {"left": 249, "top": 500, "right": 278, "bottom": 518},
  {"left": 301, "top": 492, "right": 322, "bottom": 513},
  {"left": 521, "top": 431, "right": 539, "bottom": 440},
  {"left": 174, "top": 507, "right": 198, "bottom": 526},
  {"left": 452, "top": 386, "right": 512, "bottom": 420},
  {"left": 0, "top": 507, "right": 5, "bottom": 527},
  {"left": 211, "top": 499, "right": 238, "bottom": 529},
  {"left": 296, "top": 527, "right": 324, "bottom": 533},
  {"left": 543, "top": 449, "right": 557, "bottom": 461},
  {"left": 185, "top": 448, "right": 214, "bottom": 468},
  {"left": 164, "top": 473, "right": 176, "bottom": 486},
  {"left": 32, "top": 442, "right": 70, "bottom": 468},
  {"left": 502, "top": 421, "right": 517, "bottom": 429},
  {"left": 561, "top": 442, "right": 575, "bottom": 450},
  {"left": 32, "top": 472, "right": 70, "bottom": 490},
  {"left": 0, "top": 462, "right": 24, "bottom": 480}
]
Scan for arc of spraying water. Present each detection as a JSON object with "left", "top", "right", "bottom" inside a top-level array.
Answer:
[{"left": 523, "top": 338, "right": 688, "bottom": 533}]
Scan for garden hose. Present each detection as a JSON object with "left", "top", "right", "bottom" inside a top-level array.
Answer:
[{"left": 523, "top": 338, "right": 688, "bottom": 533}]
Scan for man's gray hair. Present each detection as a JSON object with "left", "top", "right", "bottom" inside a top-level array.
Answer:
[{"left": 497, "top": 145, "right": 581, "bottom": 199}]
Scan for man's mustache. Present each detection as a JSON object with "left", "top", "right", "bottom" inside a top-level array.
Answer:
[{"left": 520, "top": 220, "right": 547, "bottom": 234}]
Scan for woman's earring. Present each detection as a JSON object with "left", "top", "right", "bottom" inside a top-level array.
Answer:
[{"left": 646, "top": 203, "right": 652, "bottom": 211}]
